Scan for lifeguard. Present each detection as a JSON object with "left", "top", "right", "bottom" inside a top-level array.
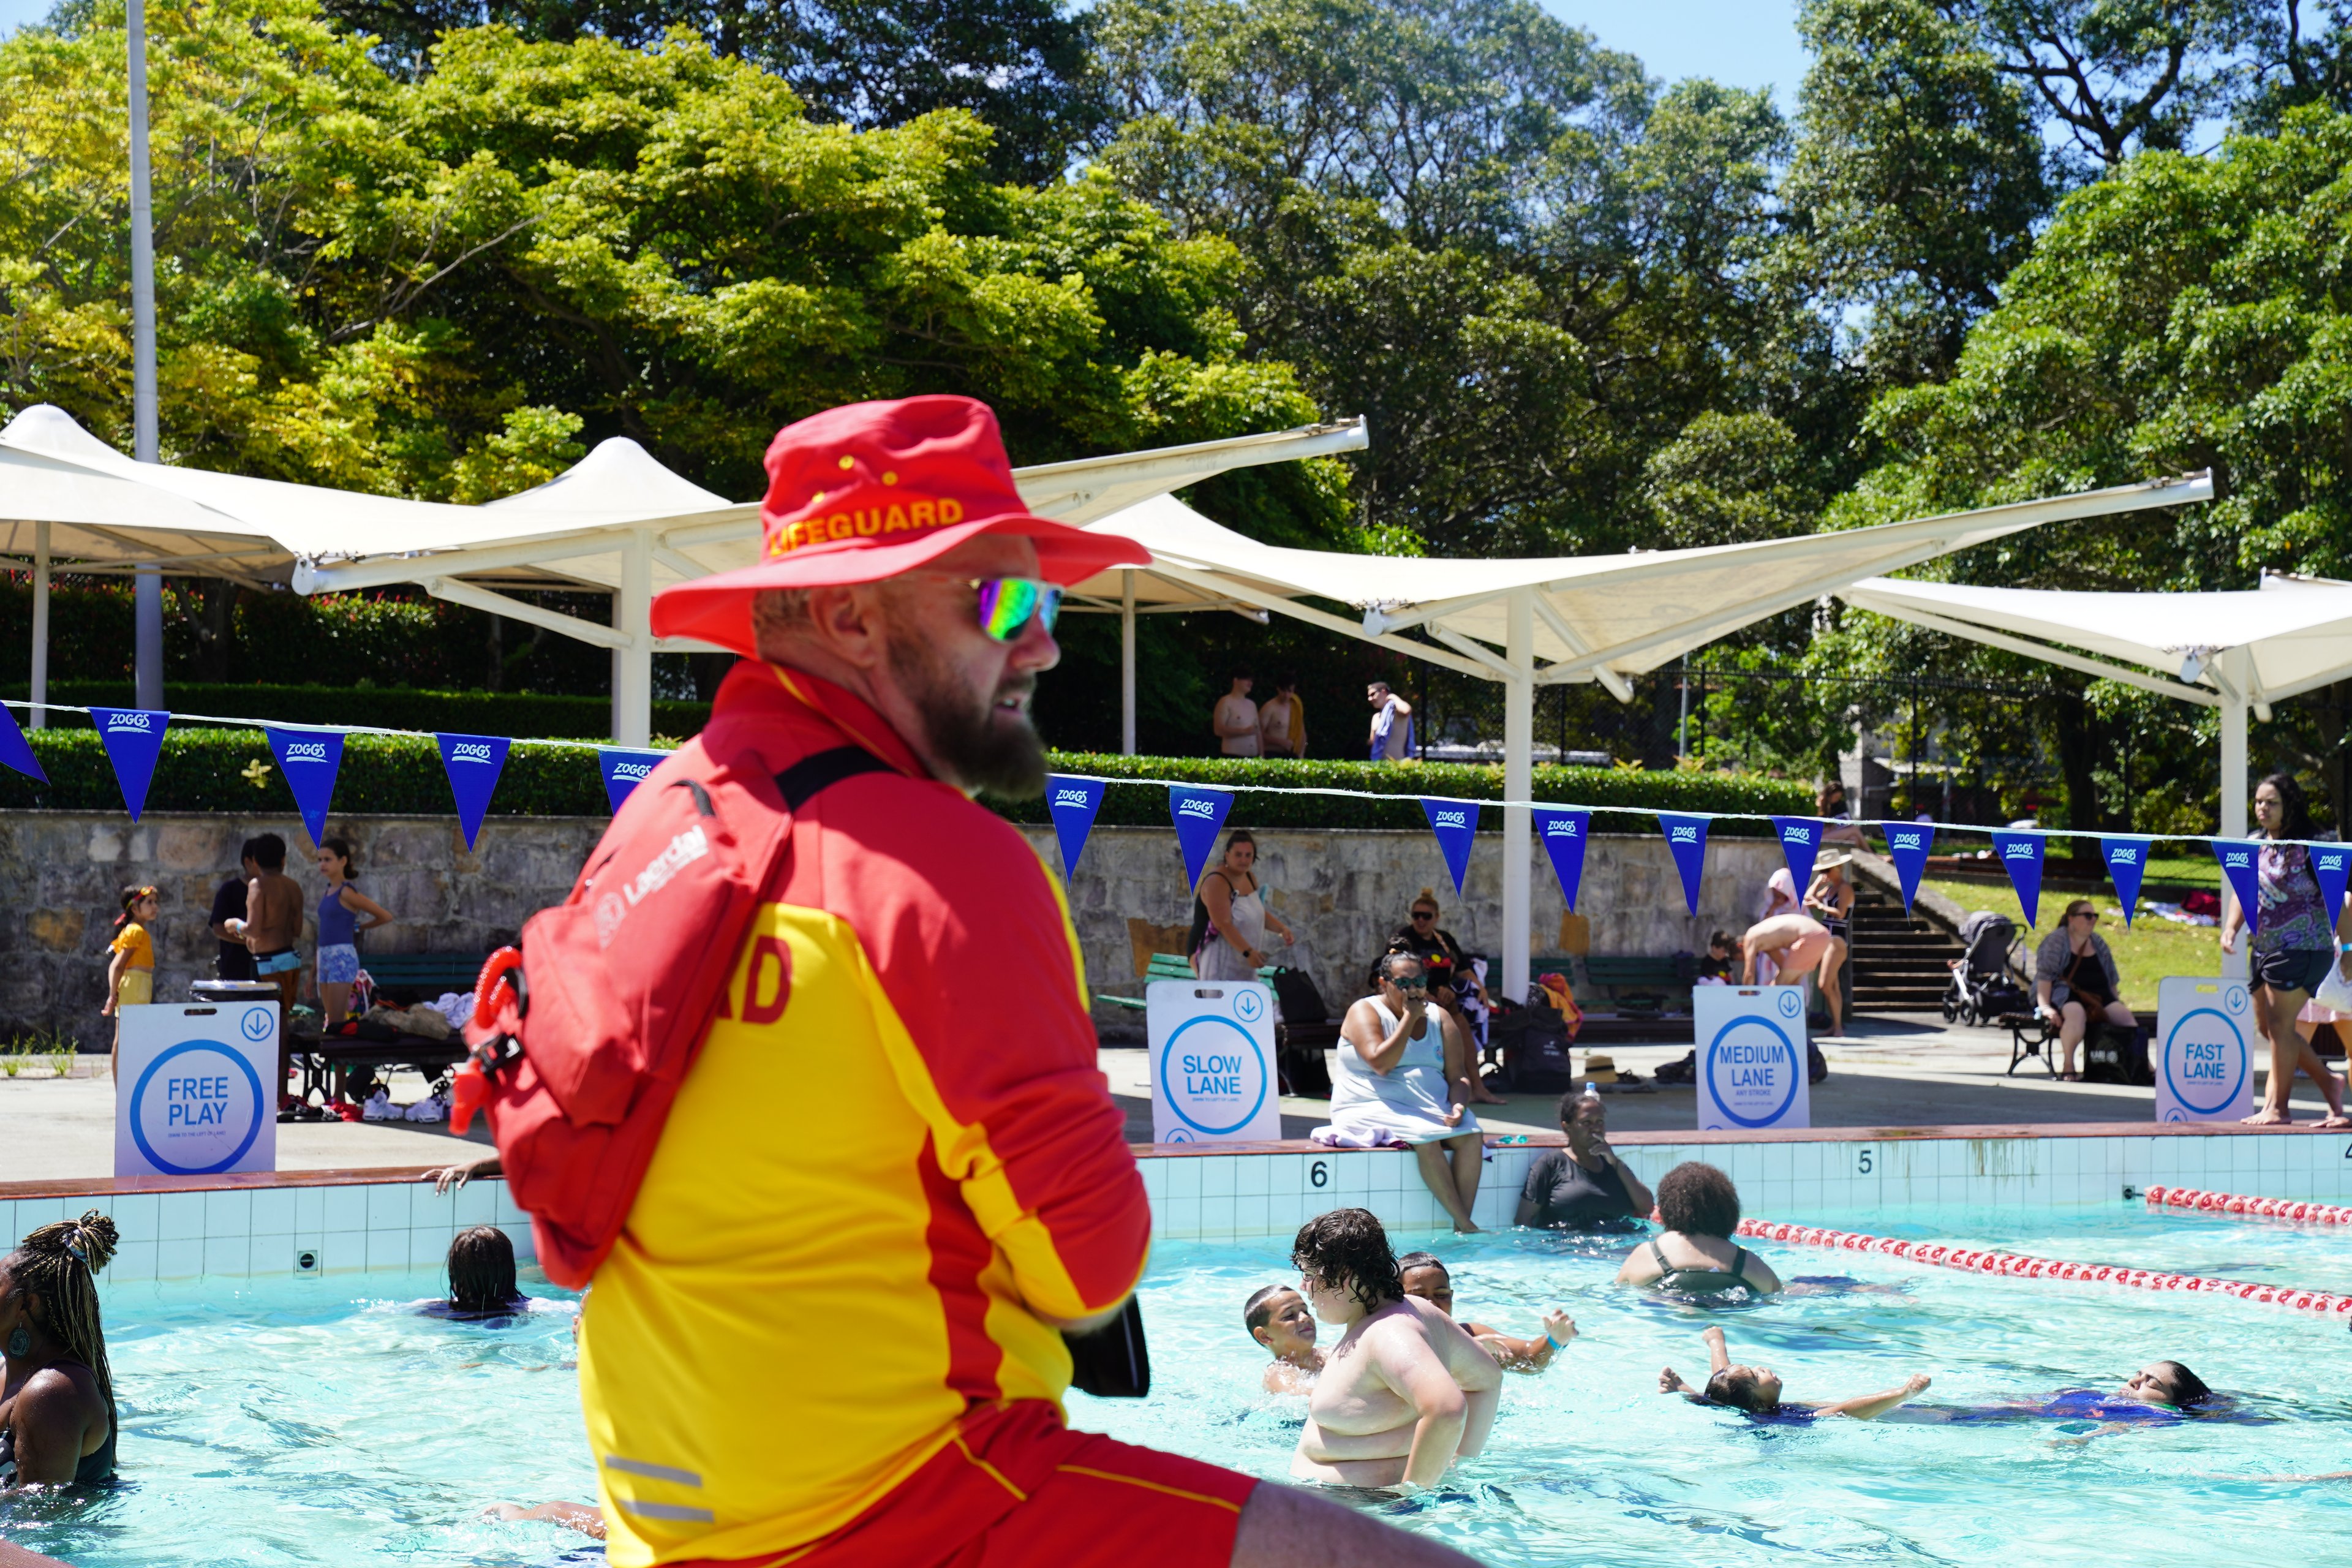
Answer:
[{"left": 582, "top": 396, "right": 1471, "bottom": 1568}]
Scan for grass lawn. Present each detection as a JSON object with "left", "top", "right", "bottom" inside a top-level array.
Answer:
[{"left": 1921, "top": 874, "right": 2224, "bottom": 1005}]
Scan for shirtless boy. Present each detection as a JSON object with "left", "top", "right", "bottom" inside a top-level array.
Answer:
[
  {"left": 1243, "top": 1284, "right": 1325, "bottom": 1393},
  {"left": 1397, "top": 1253, "right": 1575, "bottom": 1373},
  {"left": 1660, "top": 1325, "right": 1930, "bottom": 1421},
  {"left": 1290, "top": 1208, "right": 1501, "bottom": 1489}
]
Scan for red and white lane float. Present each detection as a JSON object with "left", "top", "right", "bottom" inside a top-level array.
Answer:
[
  {"left": 2142, "top": 1185, "right": 2352, "bottom": 1226},
  {"left": 1735, "top": 1218, "right": 2352, "bottom": 1318}
]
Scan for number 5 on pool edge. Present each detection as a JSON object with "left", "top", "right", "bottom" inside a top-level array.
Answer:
[{"left": 1856, "top": 1147, "right": 1874, "bottom": 1175}]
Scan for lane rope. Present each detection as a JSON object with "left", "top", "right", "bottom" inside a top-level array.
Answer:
[
  {"left": 1736, "top": 1217, "right": 2352, "bottom": 1318},
  {"left": 2144, "top": 1185, "right": 2352, "bottom": 1226}
]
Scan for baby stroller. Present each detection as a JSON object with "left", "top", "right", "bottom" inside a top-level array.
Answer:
[{"left": 1943, "top": 911, "right": 2030, "bottom": 1026}]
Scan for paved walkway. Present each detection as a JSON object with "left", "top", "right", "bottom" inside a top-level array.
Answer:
[
  {"left": 3, "top": 1070, "right": 489, "bottom": 1183},
  {"left": 8, "top": 1014, "right": 2342, "bottom": 1182},
  {"left": 1104, "top": 1012, "right": 2348, "bottom": 1143}
]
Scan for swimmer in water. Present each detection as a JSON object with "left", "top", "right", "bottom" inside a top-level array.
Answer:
[
  {"left": 1396, "top": 1253, "right": 1575, "bottom": 1373},
  {"left": 1659, "top": 1325, "right": 1931, "bottom": 1422},
  {"left": 484, "top": 1501, "right": 606, "bottom": 1539},
  {"left": 1291, "top": 1208, "right": 1500, "bottom": 1489},
  {"left": 1245, "top": 1284, "right": 1325, "bottom": 1393}
]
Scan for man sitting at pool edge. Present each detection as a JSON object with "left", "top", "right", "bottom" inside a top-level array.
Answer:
[
  {"left": 1660, "top": 1325, "right": 1930, "bottom": 1422},
  {"left": 1244, "top": 1284, "right": 1325, "bottom": 1393},
  {"left": 1292, "top": 1208, "right": 1500, "bottom": 1488},
  {"left": 1397, "top": 1253, "right": 1574, "bottom": 1373}
]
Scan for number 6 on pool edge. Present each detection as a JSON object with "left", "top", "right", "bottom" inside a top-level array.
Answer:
[{"left": 1310, "top": 1160, "right": 1329, "bottom": 1188}]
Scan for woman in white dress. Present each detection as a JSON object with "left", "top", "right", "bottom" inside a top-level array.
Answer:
[
  {"left": 1193, "top": 829, "right": 1295, "bottom": 981},
  {"left": 1330, "top": 952, "right": 1482, "bottom": 1231}
]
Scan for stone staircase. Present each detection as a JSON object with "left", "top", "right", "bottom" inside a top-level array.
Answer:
[{"left": 1849, "top": 880, "right": 1964, "bottom": 1014}]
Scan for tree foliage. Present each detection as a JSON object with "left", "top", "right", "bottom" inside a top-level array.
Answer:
[{"left": 0, "top": 0, "right": 1333, "bottom": 535}]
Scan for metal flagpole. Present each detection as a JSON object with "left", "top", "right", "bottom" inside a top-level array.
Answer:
[{"left": 129, "top": 0, "right": 164, "bottom": 710}]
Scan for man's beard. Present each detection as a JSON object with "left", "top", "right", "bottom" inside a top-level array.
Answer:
[{"left": 886, "top": 633, "right": 1047, "bottom": 797}]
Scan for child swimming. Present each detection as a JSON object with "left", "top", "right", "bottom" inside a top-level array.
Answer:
[
  {"left": 1660, "top": 1325, "right": 1931, "bottom": 1422},
  {"left": 1242, "top": 1283, "right": 1325, "bottom": 1393}
]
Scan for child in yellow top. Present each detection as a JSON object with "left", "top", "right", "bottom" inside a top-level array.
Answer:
[{"left": 105, "top": 883, "right": 159, "bottom": 1078}]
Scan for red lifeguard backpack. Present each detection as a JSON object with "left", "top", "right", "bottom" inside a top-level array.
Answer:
[{"left": 456, "top": 741, "right": 892, "bottom": 1287}]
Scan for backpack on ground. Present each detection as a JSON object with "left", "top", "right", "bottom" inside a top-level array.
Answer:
[{"left": 455, "top": 742, "right": 890, "bottom": 1288}]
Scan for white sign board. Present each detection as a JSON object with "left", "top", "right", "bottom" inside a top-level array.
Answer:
[
  {"left": 1147, "top": 978, "right": 1281, "bottom": 1145},
  {"left": 115, "top": 1001, "right": 279, "bottom": 1179},
  {"left": 2155, "top": 976, "right": 2256, "bottom": 1123},
  {"left": 1695, "top": 984, "right": 1811, "bottom": 1132}
]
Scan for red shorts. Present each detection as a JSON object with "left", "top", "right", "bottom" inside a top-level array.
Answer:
[{"left": 678, "top": 1400, "right": 1256, "bottom": 1568}]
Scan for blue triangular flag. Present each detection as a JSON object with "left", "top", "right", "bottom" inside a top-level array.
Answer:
[
  {"left": 1169, "top": 785, "right": 1235, "bottom": 888},
  {"left": 89, "top": 707, "right": 169, "bottom": 821},
  {"left": 2313, "top": 843, "right": 2350, "bottom": 933},
  {"left": 0, "top": 704, "right": 46, "bottom": 784},
  {"left": 1419, "top": 797, "right": 1477, "bottom": 896},
  {"left": 2212, "top": 839, "right": 2263, "bottom": 937},
  {"left": 1046, "top": 774, "right": 1107, "bottom": 877},
  {"left": 436, "top": 733, "right": 512, "bottom": 851},
  {"left": 1657, "top": 812, "right": 1709, "bottom": 914},
  {"left": 1990, "top": 830, "right": 2046, "bottom": 927},
  {"left": 1881, "top": 821, "right": 1934, "bottom": 913},
  {"left": 266, "top": 726, "right": 346, "bottom": 846},
  {"left": 1770, "top": 816, "right": 1823, "bottom": 897},
  {"left": 598, "top": 747, "right": 666, "bottom": 813},
  {"left": 1534, "top": 807, "right": 1591, "bottom": 913},
  {"left": 2102, "top": 836, "right": 2154, "bottom": 928}
]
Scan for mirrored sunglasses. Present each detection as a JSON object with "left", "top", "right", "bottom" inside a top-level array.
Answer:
[{"left": 970, "top": 576, "right": 1062, "bottom": 641}]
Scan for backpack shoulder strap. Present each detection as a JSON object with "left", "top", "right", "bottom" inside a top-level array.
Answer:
[{"left": 775, "top": 745, "right": 899, "bottom": 810}]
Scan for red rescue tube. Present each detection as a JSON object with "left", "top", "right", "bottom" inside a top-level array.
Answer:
[{"left": 1735, "top": 1218, "right": 2352, "bottom": 1317}]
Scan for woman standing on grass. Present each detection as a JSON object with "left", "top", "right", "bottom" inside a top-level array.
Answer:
[{"left": 2224, "top": 774, "right": 2351, "bottom": 1127}]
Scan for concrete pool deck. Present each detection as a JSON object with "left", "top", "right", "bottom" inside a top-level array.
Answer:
[{"left": 5, "top": 1012, "right": 2343, "bottom": 1183}]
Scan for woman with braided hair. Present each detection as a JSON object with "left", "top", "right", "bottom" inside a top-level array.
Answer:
[{"left": 0, "top": 1211, "right": 118, "bottom": 1487}]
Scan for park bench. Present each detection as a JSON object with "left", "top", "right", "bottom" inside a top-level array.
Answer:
[
  {"left": 360, "top": 951, "right": 492, "bottom": 1004},
  {"left": 1578, "top": 954, "right": 1695, "bottom": 1014}
]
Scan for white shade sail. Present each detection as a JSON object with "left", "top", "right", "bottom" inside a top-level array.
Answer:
[
  {"left": 1072, "top": 472, "right": 2217, "bottom": 697},
  {"left": 1839, "top": 570, "right": 2352, "bottom": 709}
]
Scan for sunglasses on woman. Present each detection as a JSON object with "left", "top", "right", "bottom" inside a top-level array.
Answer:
[
  {"left": 1390, "top": 975, "right": 1428, "bottom": 993},
  {"left": 968, "top": 577, "right": 1062, "bottom": 641}
]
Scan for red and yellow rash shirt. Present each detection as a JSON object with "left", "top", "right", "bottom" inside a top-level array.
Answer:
[{"left": 579, "top": 662, "right": 1150, "bottom": 1567}]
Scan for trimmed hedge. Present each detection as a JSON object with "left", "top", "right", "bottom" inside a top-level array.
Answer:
[
  {"left": 0, "top": 728, "right": 617, "bottom": 818},
  {"left": 985, "top": 754, "right": 1814, "bottom": 835},
  {"left": 37, "top": 682, "right": 711, "bottom": 740},
  {"left": 0, "top": 729, "right": 1814, "bottom": 828}
]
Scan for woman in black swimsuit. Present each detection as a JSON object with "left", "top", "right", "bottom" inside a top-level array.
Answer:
[
  {"left": 1615, "top": 1163, "right": 1783, "bottom": 1295},
  {"left": 0, "top": 1212, "right": 118, "bottom": 1488}
]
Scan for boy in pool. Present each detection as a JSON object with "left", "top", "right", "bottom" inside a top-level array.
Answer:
[
  {"left": 1243, "top": 1284, "right": 1325, "bottom": 1393},
  {"left": 1660, "top": 1325, "right": 1931, "bottom": 1422},
  {"left": 1397, "top": 1252, "right": 1575, "bottom": 1373}
]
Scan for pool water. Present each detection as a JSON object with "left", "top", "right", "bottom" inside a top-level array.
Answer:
[
  {"left": 9, "top": 1206, "right": 2352, "bottom": 1565},
  {"left": 1, "top": 1276, "right": 596, "bottom": 1567}
]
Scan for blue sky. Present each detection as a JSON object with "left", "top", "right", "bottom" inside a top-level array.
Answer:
[
  {"left": 0, "top": 0, "right": 1815, "bottom": 101},
  {"left": 1544, "top": 1, "right": 1810, "bottom": 107}
]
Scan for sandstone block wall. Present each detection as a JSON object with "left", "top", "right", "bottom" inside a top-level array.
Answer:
[{"left": 0, "top": 809, "right": 1784, "bottom": 1042}]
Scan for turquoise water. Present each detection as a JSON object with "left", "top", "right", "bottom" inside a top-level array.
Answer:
[{"left": 9, "top": 1206, "right": 2352, "bottom": 1564}]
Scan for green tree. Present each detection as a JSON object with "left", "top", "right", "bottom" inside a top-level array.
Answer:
[
  {"left": 1784, "top": 0, "right": 2049, "bottom": 385},
  {"left": 1093, "top": 0, "right": 1826, "bottom": 558}
]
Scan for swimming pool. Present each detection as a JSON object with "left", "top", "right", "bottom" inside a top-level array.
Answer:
[
  {"left": 0, "top": 1275, "right": 595, "bottom": 1567},
  {"left": 8, "top": 1204, "right": 2348, "bottom": 1566}
]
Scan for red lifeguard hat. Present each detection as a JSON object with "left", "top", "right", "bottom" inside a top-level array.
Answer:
[{"left": 650, "top": 395, "right": 1150, "bottom": 657}]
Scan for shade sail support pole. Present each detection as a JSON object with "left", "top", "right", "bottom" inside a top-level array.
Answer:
[
  {"left": 612, "top": 528, "right": 653, "bottom": 747},
  {"left": 1502, "top": 588, "right": 1534, "bottom": 1006},
  {"left": 1120, "top": 570, "right": 1137, "bottom": 756},
  {"left": 129, "top": 0, "right": 163, "bottom": 710},
  {"left": 2220, "top": 648, "right": 2250, "bottom": 979},
  {"left": 30, "top": 522, "right": 49, "bottom": 731}
]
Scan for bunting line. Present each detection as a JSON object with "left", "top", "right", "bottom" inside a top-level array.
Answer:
[{"left": 4, "top": 697, "right": 2344, "bottom": 856}]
